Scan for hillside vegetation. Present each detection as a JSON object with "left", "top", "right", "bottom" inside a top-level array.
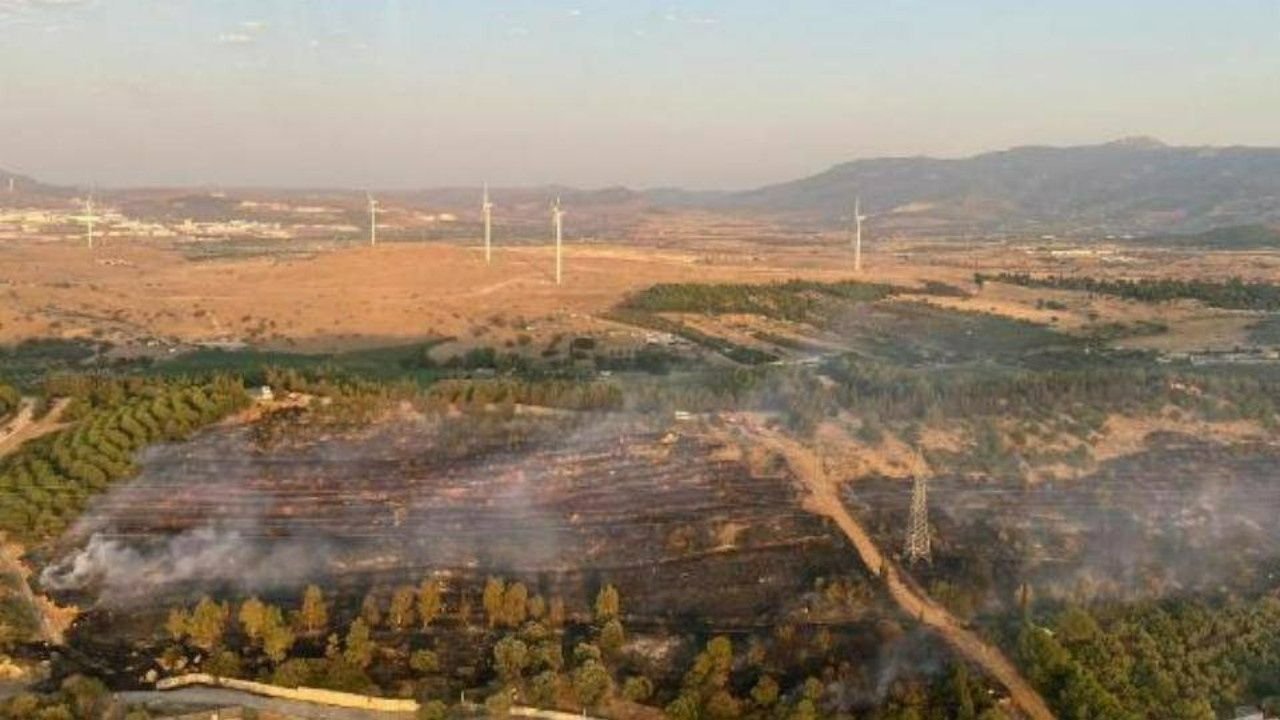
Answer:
[{"left": 981, "top": 272, "right": 1280, "bottom": 311}]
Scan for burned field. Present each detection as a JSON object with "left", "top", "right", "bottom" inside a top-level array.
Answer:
[
  {"left": 42, "top": 411, "right": 868, "bottom": 630},
  {"left": 845, "top": 433, "right": 1280, "bottom": 617}
]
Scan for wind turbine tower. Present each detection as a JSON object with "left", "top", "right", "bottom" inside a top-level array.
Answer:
[
  {"left": 482, "top": 184, "right": 493, "bottom": 264},
  {"left": 552, "top": 197, "right": 565, "bottom": 285},
  {"left": 367, "top": 193, "right": 379, "bottom": 246},
  {"left": 853, "top": 196, "right": 866, "bottom": 273},
  {"left": 82, "top": 194, "right": 97, "bottom": 250}
]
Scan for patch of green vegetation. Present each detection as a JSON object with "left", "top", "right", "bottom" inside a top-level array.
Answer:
[
  {"left": 827, "top": 301, "right": 1082, "bottom": 367},
  {"left": 0, "top": 375, "right": 249, "bottom": 542},
  {"left": 619, "top": 279, "right": 898, "bottom": 322},
  {"left": 1249, "top": 315, "right": 1280, "bottom": 346},
  {"left": 149, "top": 340, "right": 454, "bottom": 386},
  {"left": 1018, "top": 597, "right": 1280, "bottom": 719},
  {"left": 605, "top": 308, "right": 779, "bottom": 365},
  {"left": 983, "top": 272, "right": 1280, "bottom": 311},
  {"left": 0, "top": 339, "right": 100, "bottom": 390},
  {"left": 1141, "top": 223, "right": 1280, "bottom": 250}
]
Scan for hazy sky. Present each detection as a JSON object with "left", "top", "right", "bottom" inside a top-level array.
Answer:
[{"left": 2, "top": 0, "right": 1277, "bottom": 189}]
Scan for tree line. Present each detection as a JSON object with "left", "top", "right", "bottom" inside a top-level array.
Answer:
[
  {"left": 980, "top": 272, "right": 1280, "bottom": 311},
  {"left": 1018, "top": 596, "right": 1280, "bottom": 719},
  {"left": 619, "top": 280, "right": 900, "bottom": 323}
]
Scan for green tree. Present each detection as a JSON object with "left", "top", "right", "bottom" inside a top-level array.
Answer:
[
  {"left": 416, "top": 579, "right": 443, "bottom": 629},
  {"left": 483, "top": 577, "right": 506, "bottom": 628},
  {"left": 548, "top": 597, "right": 565, "bottom": 629},
  {"left": 360, "top": 590, "right": 381, "bottom": 628},
  {"left": 493, "top": 636, "right": 530, "bottom": 685},
  {"left": 389, "top": 585, "right": 416, "bottom": 631},
  {"left": 165, "top": 608, "right": 189, "bottom": 642},
  {"left": 343, "top": 618, "right": 374, "bottom": 669},
  {"left": 503, "top": 582, "right": 529, "bottom": 627},
  {"left": 599, "top": 619, "right": 625, "bottom": 660},
  {"left": 238, "top": 597, "right": 268, "bottom": 644},
  {"left": 751, "top": 675, "right": 779, "bottom": 709},
  {"left": 621, "top": 675, "right": 653, "bottom": 703},
  {"left": 572, "top": 659, "right": 612, "bottom": 711},
  {"left": 529, "top": 670, "right": 560, "bottom": 708},
  {"left": 410, "top": 649, "right": 439, "bottom": 674},
  {"left": 594, "top": 584, "right": 620, "bottom": 624},
  {"left": 299, "top": 584, "right": 328, "bottom": 634},
  {"left": 948, "top": 662, "right": 976, "bottom": 720},
  {"left": 188, "top": 596, "right": 228, "bottom": 652},
  {"left": 261, "top": 606, "right": 296, "bottom": 664}
]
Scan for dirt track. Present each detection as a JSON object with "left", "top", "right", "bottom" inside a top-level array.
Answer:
[
  {"left": 740, "top": 420, "right": 1056, "bottom": 720},
  {"left": 0, "top": 398, "right": 71, "bottom": 459},
  {"left": 0, "top": 397, "right": 74, "bottom": 645}
]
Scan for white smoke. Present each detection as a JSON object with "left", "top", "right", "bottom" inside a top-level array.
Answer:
[{"left": 41, "top": 526, "right": 330, "bottom": 605}]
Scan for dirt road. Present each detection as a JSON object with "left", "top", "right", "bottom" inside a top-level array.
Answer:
[
  {"left": 741, "top": 422, "right": 1056, "bottom": 720},
  {"left": 0, "top": 397, "right": 75, "bottom": 645},
  {"left": 0, "top": 397, "right": 72, "bottom": 459}
]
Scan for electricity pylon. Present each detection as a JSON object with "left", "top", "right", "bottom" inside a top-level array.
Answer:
[{"left": 904, "top": 476, "right": 931, "bottom": 564}]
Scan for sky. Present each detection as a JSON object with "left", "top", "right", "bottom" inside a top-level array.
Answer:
[{"left": 1, "top": 0, "right": 1278, "bottom": 190}]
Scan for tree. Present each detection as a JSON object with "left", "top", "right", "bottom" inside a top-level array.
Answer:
[
  {"left": 948, "top": 662, "right": 976, "bottom": 720},
  {"left": 527, "top": 594, "right": 547, "bottom": 621},
  {"left": 485, "top": 687, "right": 513, "bottom": 718},
  {"left": 261, "top": 606, "right": 296, "bottom": 664},
  {"left": 360, "top": 590, "right": 382, "bottom": 628},
  {"left": 529, "top": 670, "right": 560, "bottom": 708},
  {"left": 344, "top": 618, "right": 374, "bottom": 669},
  {"left": 548, "top": 597, "right": 566, "bottom": 629},
  {"left": 238, "top": 597, "right": 268, "bottom": 644},
  {"left": 493, "top": 636, "right": 530, "bottom": 684},
  {"left": 483, "top": 577, "right": 506, "bottom": 628},
  {"left": 188, "top": 596, "right": 228, "bottom": 652},
  {"left": 410, "top": 649, "right": 439, "bottom": 674},
  {"left": 389, "top": 585, "right": 416, "bottom": 631},
  {"left": 165, "top": 608, "right": 189, "bottom": 642},
  {"left": 503, "top": 582, "right": 529, "bottom": 628},
  {"left": 572, "top": 659, "right": 612, "bottom": 710},
  {"left": 594, "top": 584, "right": 620, "bottom": 624},
  {"left": 599, "top": 619, "right": 625, "bottom": 660},
  {"left": 751, "top": 675, "right": 779, "bottom": 709},
  {"left": 417, "top": 579, "right": 443, "bottom": 629},
  {"left": 621, "top": 675, "right": 653, "bottom": 703},
  {"left": 299, "top": 584, "right": 328, "bottom": 634}
]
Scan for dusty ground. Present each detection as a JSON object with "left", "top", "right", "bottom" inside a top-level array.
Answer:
[{"left": 3, "top": 229, "right": 1280, "bottom": 356}]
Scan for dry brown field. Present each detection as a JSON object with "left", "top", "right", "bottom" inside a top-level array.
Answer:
[{"left": 2, "top": 220, "right": 1279, "bottom": 357}]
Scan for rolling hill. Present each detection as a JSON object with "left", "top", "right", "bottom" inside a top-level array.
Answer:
[{"left": 685, "top": 138, "right": 1280, "bottom": 235}]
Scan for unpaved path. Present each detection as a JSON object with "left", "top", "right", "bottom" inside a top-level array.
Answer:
[
  {"left": 0, "top": 397, "right": 75, "bottom": 645},
  {"left": 740, "top": 420, "right": 1056, "bottom": 720},
  {"left": 0, "top": 397, "right": 72, "bottom": 459}
]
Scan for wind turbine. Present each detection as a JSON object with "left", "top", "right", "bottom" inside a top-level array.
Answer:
[
  {"left": 74, "top": 192, "right": 97, "bottom": 249},
  {"left": 552, "top": 196, "right": 564, "bottom": 285},
  {"left": 367, "top": 193, "right": 379, "bottom": 246},
  {"left": 852, "top": 196, "right": 867, "bottom": 273},
  {"left": 482, "top": 184, "right": 493, "bottom": 264}
]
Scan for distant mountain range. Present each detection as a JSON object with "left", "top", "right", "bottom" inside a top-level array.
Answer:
[
  {"left": 5, "top": 138, "right": 1280, "bottom": 237},
  {"left": 673, "top": 138, "right": 1280, "bottom": 236}
]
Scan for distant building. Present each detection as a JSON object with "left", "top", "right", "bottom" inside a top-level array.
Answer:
[{"left": 248, "top": 386, "right": 274, "bottom": 402}]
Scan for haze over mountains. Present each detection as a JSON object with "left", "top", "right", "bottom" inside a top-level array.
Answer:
[{"left": 5, "top": 138, "right": 1280, "bottom": 237}]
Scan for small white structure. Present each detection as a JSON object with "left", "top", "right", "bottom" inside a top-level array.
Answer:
[{"left": 249, "top": 386, "right": 274, "bottom": 403}]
